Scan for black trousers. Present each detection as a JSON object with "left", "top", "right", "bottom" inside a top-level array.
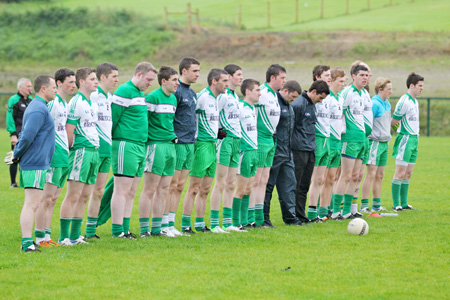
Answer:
[
  {"left": 264, "top": 156, "right": 298, "bottom": 224},
  {"left": 292, "top": 150, "right": 315, "bottom": 223}
]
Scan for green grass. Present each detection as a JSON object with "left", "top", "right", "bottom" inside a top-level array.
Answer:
[
  {"left": 0, "top": 128, "right": 449, "bottom": 299},
  {"left": 2, "top": 0, "right": 449, "bottom": 32}
]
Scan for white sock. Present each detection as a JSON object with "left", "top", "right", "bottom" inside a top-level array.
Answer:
[
  {"left": 168, "top": 212, "right": 176, "bottom": 224},
  {"left": 351, "top": 203, "right": 358, "bottom": 214},
  {"left": 36, "top": 237, "right": 45, "bottom": 244},
  {"left": 162, "top": 214, "right": 169, "bottom": 226},
  {"left": 45, "top": 233, "right": 51, "bottom": 242}
]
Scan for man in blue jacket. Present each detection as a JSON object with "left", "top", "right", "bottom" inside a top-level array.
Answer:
[
  {"left": 12, "top": 75, "right": 56, "bottom": 252},
  {"left": 263, "top": 80, "right": 302, "bottom": 227}
]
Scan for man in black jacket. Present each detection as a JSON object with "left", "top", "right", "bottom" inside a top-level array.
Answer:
[
  {"left": 291, "top": 80, "right": 329, "bottom": 223},
  {"left": 263, "top": 81, "right": 302, "bottom": 227}
]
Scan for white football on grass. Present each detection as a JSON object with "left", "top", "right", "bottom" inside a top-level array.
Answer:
[{"left": 347, "top": 218, "right": 369, "bottom": 235}]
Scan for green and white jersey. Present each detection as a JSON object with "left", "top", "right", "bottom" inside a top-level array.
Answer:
[
  {"left": 145, "top": 87, "right": 177, "bottom": 143},
  {"left": 328, "top": 90, "right": 344, "bottom": 144},
  {"left": 393, "top": 93, "right": 420, "bottom": 135},
  {"left": 341, "top": 84, "right": 365, "bottom": 142},
  {"left": 255, "top": 83, "right": 280, "bottom": 143},
  {"left": 47, "top": 94, "right": 69, "bottom": 167},
  {"left": 218, "top": 87, "right": 241, "bottom": 138},
  {"left": 111, "top": 80, "right": 148, "bottom": 145},
  {"left": 91, "top": 87, "right": 112, "bottom": 157},
  {"left": 315, "top": 96, "right": 330, "bottom": 138},
  {"left": 362, "top": 89, "right": 373, "bottom": 137},
  {"left": 239, "top": 100, "right": 257, "bottom": 151},
  {"left": 67, "top": 92, "right": 99, "bottom": 149},
  {"left": 195, "top": 87, "right": 220, "bottom": 142}
]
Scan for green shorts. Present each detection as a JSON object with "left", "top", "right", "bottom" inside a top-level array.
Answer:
[
  {"left": 341, "top": 141, "right": 365, "bottom": 160},
  {"left": 68, "top": 147, "right": 100, "bottom": 184},
  {"left": 175, "top": 143, "right": 195, "bottom": 171},
  {"left": 98, "top": 157, "right": 111, "bottom": 173},
  {"left": 257, "top": 141, "right": 275, "bottom": 168},
  {"left": 314, "top": 136, "right": 329, "bottom": 167},
  {"left": 46, "top": 167, "right": 70, "bottom": 188},
  {"left": 20, "top": 169, "right": 48, "bottom": 190},
  {"left": 392, "top": 133, "right": 418, "bottom": 164},
  {"left": 327, "top": 148, "right": 341, "bottom": 168},
  {"left": 367, "top": 140, "right": 389, "bottom": 167},
  {"left": 112, "top": 140, "right": 146, "bottom": 177},
  {"left": 362, "top": 137, "right": 370, "bottom": 164},
  {"left": 238, "top": 150, "right": 258, "bottom": 178},
  {"left": 145, "top": 142, "right": 176, "bottom": 176},
  {"left": 216, "top": 136, "right": 241, "bottom": 168},
  {"left": 190, "top": 141, "right": 217, "bottom": 178}
]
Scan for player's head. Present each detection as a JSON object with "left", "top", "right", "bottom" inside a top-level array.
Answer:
[
  {"left": 96, "top": 62, "right": 119, "bottom": 92},
  {"left": 17, "top": 78, "right": 32, "bottom": 97},
  {"left": 224, "top": 64, "right": 243, "bottom": 88},
  {"left": 34, "top": 75, "right": 56, "bottom": 102},
  {"left": 374, "top": 77, "right": 392, "bottom": 100},
  {"left": 308, "top": 80, "right": 329, "bottom": 104},
  {"left": 330, "top": 68, "right": 346, "bottom": 92},
  {"left": 55, "top": 68, "right": 76, "bottom": 95},
  {"left": 158, "top": 66, "right": 179, "bottom": 94},
  {"left": 241, "top": 79, "right": 261, "bottom": 102},
  {"left": 76, "top": 67, "right": 97, "bottom": 93},
  {"left": 406, "top": 72, "right": 424, "bottom": 98},
  {"left": 351, "top": 65, "right": 369, "bottom": 90},
  {"left": 312, "top": 65, "right": 331, "bottom": 85},
  {"left": 133, "top": 62, "right": 158, "bottom": 91},
  {"left": 351, "top": 60, "right": 372, "bottom": 88},
  {"left": 279, "top": 80, "right": 301, "bottom": 104},
  {"left": 266, "top": 64, "right": 287, "bottom": 90},
  {"left": 207, "top": 68, "right": 228, "bottom": 94},
  {"left": 179, "top": 57, "right": 200, "bottom": 84}
]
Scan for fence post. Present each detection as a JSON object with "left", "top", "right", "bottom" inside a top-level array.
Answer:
[
  {"left": 238, "top": 5, "right": 242, "bottom": 29},
  {"left": 267, "top": 2, "right": 270, "bottom": 28},
  {"left": 164, "top": 7, "right": 169, "bottom": 29},
  {"left": 187, "top": 3, "right": 192, "bottom": 33},
  {"left": 346, "top": 0, "right": 349, "bottom": 14},
  {"left": 295, "top": 0, "right": 299, "bottom": 24},
  {"left": 320, "top": 0, "right": 324, "bottom": 19},
  {"left": 427, "top": 98, "right": 430, "bottom": 136},
  {"left": 389, "top": 0, "right": 393, "bottom": 6},
  {"left": 367, "top": 0, "right": 370, "bottom": 10},
  {"left": 196, "top": 9, "right": 200, "bottom": 27}
]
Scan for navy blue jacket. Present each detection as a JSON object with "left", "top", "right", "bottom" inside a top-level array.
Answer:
[
  {"left": 173, "top": 81, "right": 197, "bottom": 144},
  {"left": 274, "top": 92, "right": 294, "bottom": 160},
  {"left": 291, "top": 91, "right": 317, "bottom": 152},
  {"left": 14, "top": 97, "right": 55, "bottom": 170}
]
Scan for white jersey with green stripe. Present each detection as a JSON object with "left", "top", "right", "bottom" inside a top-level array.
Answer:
[
  {"left": 315, "top": 96, "right": 330, "bottom": 137},
  {"left": 195, "top": 87, "right": 220, "bottom": 142},
  {"left": 341, "top": 84, "right": 365, "bottom": 142},
  {"left": 328, "top": 90, "right": 344, "bottom": 143},
  {"left": 218, "top": 87, "right": 241, "bottom": 138},
  {"left": 255, "top": 83, "right": 280, "bottom": 143},
  {"left": 362, "top": 89, "right": 373, "bottom": 137},
  {"left": 239, "top": 100, "right": 257, "bottom": 151},
  {"left": 48, "top": 94, "right": 69, "bottom": 167},
  {"left": 67, "top": 92, "right": 99, "bottom": 149},
  {"left": 393, "top": 93, "right": 419, "bottom": 135},
  {"left": 91, "top": 87, "right": 112, "bottom": 157}
]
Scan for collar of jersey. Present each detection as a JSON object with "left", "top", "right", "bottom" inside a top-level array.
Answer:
[
  {"left": 206, "top": 86, "right": 217, "bottom": 99},
  {"left": 226, "top": 87, "right": 236, "bottom": 97},
  {"left": 34, "top": 95, "right": 47, "bottom": 104},
  {"left": 351, "top": 84, "right": 362, "bottom": 96},
  {"left": 264, "top": 82, "right": 276, "bottom": 96},
  {"left": 329, "top": 90, "right": 339, "bottom": 101},
  {"left": 55, "top": 93, "right": 65, "bottom": 104},
  {"left": 241, "top": 99, "right": 254, "bottom": 109},
  {"left": 97, "top": 86, "right": 107, "bottom": 97},
  {"left": 406, "top": 93, "right": 416, "bottom": 103},
  {"left": 77, "top": 91, "right": 90, "bottom": 103}
]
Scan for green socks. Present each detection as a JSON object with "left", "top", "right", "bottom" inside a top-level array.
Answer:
[
  {"left": 372, "top": 198, "right": 381, "bottom": 209},
  {"left": 140, "top": 218, "right": 150, "bottom": 234},
  {"left": 307, "top": 206, "right": 317, "bottom": 220},
  {"left": 222, "top": 207, "right": 232, "bottom": 228},
  {"left": 162, "top": 214, "right": 169, "bottom": 229},
  {"left": 59, "top": 218, "right": 72, "bottom": 241},
  {"left": 112, "top": 223, "right": 123, "bottom": 237},
  {"left": 255, "top": 204, "right": 264, "bottom": 226},
  {"left": 392, "top": 179, "right": 402, "bottom": 208},
  {"left": 247, "top": 206, "right": 255, "bottom": 224},
  {"left": 332, "top": 194, "right": 343, "bottom": 214},
  {"left": 123, "top": 217, "right": 131, "bottom": 234},
  {"left": 85, "top": 216, "right": 98, "bottom": 237},
  {"left": 232, "top": 197, "right": 242, "bottom": 226},
  {"left": 210, "top": 210, "right": 220, "bottom": 229},
  {"left": 361, "top": 198, "right": 369, "bottom": 210},
  {"left": 181, "top": 214, "right": 191, "bottom": 231},
  {"left": 35, "top": 229, "right": 45, "bottom": 244},
  {"left": 21, "top": 237, "right": 33, "bottom": 250},
  {"left": 400, "top": 180, "right": 410, "bottom": 208},
  {"left": 194, "top": 217, "right": 205, "bottom": 231},
  {"left": 318, "top": 206, "right": 328, "bottom": 218},
  {"left": 342, "top": 194, "right": 353, "bottom": 216},
  {"left": 70, "top": 218, "right": 82, "bottom": 241},
  {"left": 151, "top": 217, "right": 162, "bottom": 234},
  {"left": 241, "top": 195, "right": 250, "bottom": 225}
]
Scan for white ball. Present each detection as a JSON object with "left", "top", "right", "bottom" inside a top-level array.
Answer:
[{"left": 347, "top": 218, "right": 369, "bottom": 236}]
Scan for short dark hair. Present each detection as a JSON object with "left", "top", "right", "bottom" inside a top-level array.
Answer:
[
  {"left": 207, "top": 68, "right": 228, "bottom": 86},
  {"left": 96, "top": 62, "right": 118, "bottom": 81},
  {"left": 283, "top": 80, "right": 302, "bottom": 94},
  {"left": 309, "top": 80, "right": 330, "bottom": 95},
  {"left": 34, "top": 75, "right": 53, "bottom": 93},
  {"left": 241, "top": 79, "right": 260, "bottom": 96},
  {"left": 76, "top": 67, "right": 96, "bottom": 88},
  {"left": 158, "top": 66, "right": 178, "bottom": 85},
  {"left": 266, "top": 64, "right": 286, "bottom": 83},
  {"left": 179, "top": 57, "right": 200, "bottom": 74},
  {"left": 224, "top": 64, "right": 242, "bottom": 76},
  {"left": 54, "top": 68, "right": 75, "bottom": 86},
  {"left": 312, "top": 65, "right": 330, "bottom": 81},
  {"left": 406, "top": 72, "right": 424, "bottom": 88},
  {"left": 351, "top": 65, "right": 368, "bottom": 76}
]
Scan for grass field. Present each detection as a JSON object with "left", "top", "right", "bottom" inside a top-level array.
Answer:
[{"left": 0, "top": 128, "right": 449, "bottom": 299}]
